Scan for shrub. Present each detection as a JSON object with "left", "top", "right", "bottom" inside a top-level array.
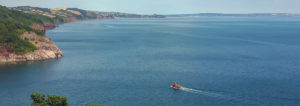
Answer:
[{"left": 30, "top": 93, "right": 69, "bottom": 106}]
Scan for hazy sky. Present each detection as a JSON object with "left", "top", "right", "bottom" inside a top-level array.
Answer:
[{"left": 0, "top": 0, "right": 299, "bottom": 14}]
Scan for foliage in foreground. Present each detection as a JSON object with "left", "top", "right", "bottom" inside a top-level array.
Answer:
[{"left": 30, "top": 93, "right": 68, "bottom": 106}]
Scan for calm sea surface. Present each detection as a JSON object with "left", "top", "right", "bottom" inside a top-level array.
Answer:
[{"left": 1, "top": 17, "right": 300, "bottom": 106}]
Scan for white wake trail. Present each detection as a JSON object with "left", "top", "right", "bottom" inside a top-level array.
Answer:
[
  {"left": 180, "top": 87, "right": 225, "bottom": 98},
  {"left": 179, "top": 86, "right": 261, "bottom": 105}
]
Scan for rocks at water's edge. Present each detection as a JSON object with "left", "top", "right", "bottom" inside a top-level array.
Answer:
[{"left": 0, "top": 32, "right": 63, "bottom": 64}]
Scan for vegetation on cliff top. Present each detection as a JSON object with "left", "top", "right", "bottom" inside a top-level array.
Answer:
[
  {"left": 0, "top": 5, "right": 165, "bottom": 55},
  {"left": 0, "top": 5, "right": 55, "bottom": 55}
]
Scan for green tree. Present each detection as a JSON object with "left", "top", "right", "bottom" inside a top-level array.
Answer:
[
  {"left": 46, "top": 95, "right": 69, "bottom": 106},
  {"left": 30, "top": 93, "right": 47, "bottom": 106},
  {"left": 30, "top": 93, "right": 69, "bottom": 106}
]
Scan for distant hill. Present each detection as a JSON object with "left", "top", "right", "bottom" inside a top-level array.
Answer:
[
  {"left": 167, "top": 13, "right": 300, "bottom": 17},
  {"left": 11, "top": 6, "right": 165, "bottom": 23}
]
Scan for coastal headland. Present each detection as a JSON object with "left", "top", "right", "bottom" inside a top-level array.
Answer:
[{"left": 0, "top": 6, "right": 165, "bottom": 64}]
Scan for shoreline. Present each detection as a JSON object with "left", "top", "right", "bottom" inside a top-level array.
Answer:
[
  {"left": 0, "top": 16, "right": 163, "bottom": 64},
  {"left": 0, "top": 18, "right": 107, "bottom": 64},
  {"left": 0, "top": 17, "right": 118, "bottom": 64},
  {"left": 0, "top": 32, "right": 63, "bottom": 64}
]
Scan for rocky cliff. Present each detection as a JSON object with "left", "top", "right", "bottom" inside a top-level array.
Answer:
[
  {"left": 0, "top": 5, "right": 166, "bottom": 64},
  {"left": 0, "top": 32, "right": 62, "bottom": 64}
]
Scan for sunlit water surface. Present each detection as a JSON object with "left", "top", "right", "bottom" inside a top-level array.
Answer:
[{"left": 1, "top": 17, "right": 300, "bottom": 106}]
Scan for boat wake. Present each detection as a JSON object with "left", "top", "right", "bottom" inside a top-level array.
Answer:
[
  {"left": 179, "top": 86, "right": 262, "bottom": 105},
  {"left": 180, "top": 87, "right": 225, "bottom": 98}
]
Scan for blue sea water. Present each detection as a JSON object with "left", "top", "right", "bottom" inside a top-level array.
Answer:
[{"left": 1, "top": 17, "right": 300, "bottom": 106}]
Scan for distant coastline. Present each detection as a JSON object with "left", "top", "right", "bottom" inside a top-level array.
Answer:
[
  {"left": 166, "top": 13, "right": 300, "bottom": 17},
  {"left": 0, "top": 6, "right": 165, "bottom": 64}
]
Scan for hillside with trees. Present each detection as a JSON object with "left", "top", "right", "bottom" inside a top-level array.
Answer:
[
  {"left": 12, "top": 6, "right": 165, "bottom": 23},
  {"left": 0, "top": 5, "right": 54, "bottom": 55},
  {"left": 0, "top": 5, "right": 165, "bottom": 63}
]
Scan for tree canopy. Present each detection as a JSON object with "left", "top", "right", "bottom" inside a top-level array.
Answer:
[
  {"left": 31, "top": 93, "right": 69, "bottom": 106},
  {"left": 0, "top": 5, "right": 55, "bottom": 54}
]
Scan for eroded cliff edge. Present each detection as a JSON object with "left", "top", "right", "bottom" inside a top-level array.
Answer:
[
  {"left": 0, "top": 5, "right": 165, "bottom": 64},
  {"left": 0, "top": 32, "right": 62, "bottom": 63}
]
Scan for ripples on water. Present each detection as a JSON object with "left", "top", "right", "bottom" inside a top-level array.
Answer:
[{"left": 1, "top": 17, "right": 300, "bottom": 106}]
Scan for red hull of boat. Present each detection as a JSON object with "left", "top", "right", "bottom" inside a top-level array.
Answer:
[{"left": 171, "top": 83, "right": 182, "bottom": 89}]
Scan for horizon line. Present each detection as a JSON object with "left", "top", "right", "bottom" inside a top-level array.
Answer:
[{"left": 5, "top": 5, "right": 300, "bottom": 15}]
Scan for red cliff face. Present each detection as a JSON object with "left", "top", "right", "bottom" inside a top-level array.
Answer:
[
  {"left": 63, "top": 17, "right": 80, "bottom": 23},
  {"left": 44, "top": 23, "right": 56, "bottom": 30},
  {"left": 0, "top": 32, "right": 63, "bottom": 63},
  {"left": 0, "top": 45, "right": 14, "bottom": 57},
  {"left": 31, "top": 23, "right": 44, "bottom": 31},
  {"left": 30, "top": 23, "right": 56, "bottom": 32}
]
